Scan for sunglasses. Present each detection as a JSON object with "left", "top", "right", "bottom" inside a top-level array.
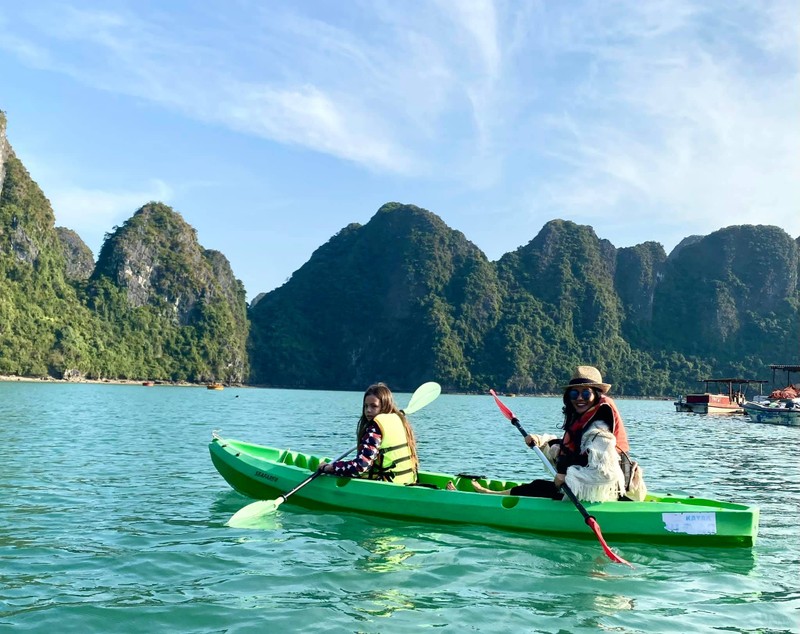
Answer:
[{"left": 568, "top": 388, "right": 594, "bottom": 401}]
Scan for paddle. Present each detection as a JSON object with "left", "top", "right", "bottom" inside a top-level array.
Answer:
[
  {"left": 489, "top": 389, "right": 632, "bottom": 567},
  {"left": 227, "top": 382, "right": 442, "bottom": 527}
]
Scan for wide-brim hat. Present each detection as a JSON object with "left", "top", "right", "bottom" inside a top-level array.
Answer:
[{"left": 562, "top": 365, "right": 611, "bottom": 394}]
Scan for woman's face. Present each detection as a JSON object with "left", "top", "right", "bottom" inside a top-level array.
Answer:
[
  {"left": 363, "top": 395, "right": 381, "bottom": 421},
  {"left": 567, "top": 386, "right": 596, "bottom": 414}
]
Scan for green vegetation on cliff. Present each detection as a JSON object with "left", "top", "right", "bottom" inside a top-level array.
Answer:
[
  {"left": 2, "top": 110, "right": 796, "bottom": 394},
  {"left": 249, "top": 209, "right": 799, "bottom": 395},
  {"left": 0, "top": 135, "right": 248, "bottom": 382}
]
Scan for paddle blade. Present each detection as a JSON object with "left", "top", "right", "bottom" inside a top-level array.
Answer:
[
  {"left": 489, "top": 389, "right": 515, "bottom": 421},
  {"left": 404, "top": 381, "right": 441, "bottom": 415},
  {"left": 586, "top": 517, "right": 633, "bottom": 567},
  {"left": 226, "top": 497, "right": 284, "bottom": 528}
]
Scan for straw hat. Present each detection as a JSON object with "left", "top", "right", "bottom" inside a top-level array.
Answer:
[{"left": 562, "top": 365, "right": 611, "bottom": 393}]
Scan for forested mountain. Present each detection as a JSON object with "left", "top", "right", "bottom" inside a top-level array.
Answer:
[
  {"left": 0, "top": 111, "right": 248, "bottom": 383},
  {"left": 248, "top": 203, "right": 502, "bottom": 389},
  {"left": 651, "top": 225, "right": 799, "bottom": 378},
  {"left": 2, "top": 111, "right": 797, "bottom": 394},
  {"left": 249, "top": 208, "right": 799, "bottom": 395}
]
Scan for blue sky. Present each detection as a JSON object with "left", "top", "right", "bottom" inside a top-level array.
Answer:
[{"left": 1, "top": 1, "right": 798, "bottom": 301}]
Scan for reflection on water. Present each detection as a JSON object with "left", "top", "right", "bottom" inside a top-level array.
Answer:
[
  {"left": 355, "top": 530, "right": 418, "bottom": 573},
  {"left": 355, "top": 588, "right": 416, "bottom": 618},
  {"left": 590, "top": 592, "right": 636, "bottom": 614},
  {"left": 1, "top": 383, "right": 799, "bottom": 633}
]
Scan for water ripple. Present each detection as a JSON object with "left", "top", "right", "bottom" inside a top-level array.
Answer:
[{"left": 0, "top": 384, "right": 798, "bottom": 633}]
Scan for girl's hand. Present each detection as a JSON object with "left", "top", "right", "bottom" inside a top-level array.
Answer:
[
  {"left": 318, "top": 462, "right": 332, "bottom": 474},
  {"left": 554, "top": 474, "right": 566, "bottom": 488}
]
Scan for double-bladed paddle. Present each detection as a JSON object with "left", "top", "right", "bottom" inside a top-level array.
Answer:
[
  {"left": 227, "top": 381, "right": 442, "bottom": 527},
  {"left": 489, "top": 389, "right": 632, "bottom": 567}
]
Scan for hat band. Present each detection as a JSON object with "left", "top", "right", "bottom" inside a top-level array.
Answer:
[{"left": 568, "top": 378, "right": 596, "bottom": 386}]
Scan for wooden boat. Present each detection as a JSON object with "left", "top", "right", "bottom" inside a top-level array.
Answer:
[
  {"left": 207, "top": 383, "right": 224, "bottom": 390},
  {"left": 142, "top": 381, "right": 155, "bottom": 387},
  {"left": 209, "top": 435, "right": 759, "bottom": 547},
  {"left": 674, "top": 378, "right": 767, "bottom": 413}
]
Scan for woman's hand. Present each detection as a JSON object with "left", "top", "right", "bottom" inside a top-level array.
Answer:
[
  {"left": 318, "top": 462, "right": 333, "bottom": 474},
  {"left": 553, "top": 473, "right": 566, "bottom": 488}
]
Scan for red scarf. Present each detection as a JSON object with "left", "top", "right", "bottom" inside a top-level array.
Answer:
[{"left": 562, "top": 395, "right": 630, "bottom": 454}]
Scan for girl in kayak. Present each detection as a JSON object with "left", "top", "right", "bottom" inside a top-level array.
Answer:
[
  {"left": 318, "top": 383, "right": 419, "bottom": 485},
  {"left": 461, "top": 366, "right": 645, "bottom": 502}
]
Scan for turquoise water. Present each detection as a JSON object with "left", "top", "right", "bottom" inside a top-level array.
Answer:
[{"left": 1, "top": 382, "right": 798, "bottom": 633}]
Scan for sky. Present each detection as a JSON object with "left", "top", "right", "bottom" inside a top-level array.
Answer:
[{"left": 1, "top": 1, "right": 798, "bottom": 301}]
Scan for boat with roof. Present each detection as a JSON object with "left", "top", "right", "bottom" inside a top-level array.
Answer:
[{"left": 674, "top": 378, "right": 767, "bottom": 414}]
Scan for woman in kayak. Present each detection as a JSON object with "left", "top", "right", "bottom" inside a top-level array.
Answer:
[
  {"left": 318, "top": 383, "right": 419, "bottom": 485},
  {"left": 461, "top": 366, "right": 645, "bottom": 502}
]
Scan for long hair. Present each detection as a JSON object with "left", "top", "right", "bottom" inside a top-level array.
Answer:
[{"left": 356, "top": 382, "right": 419, "bottom": 473}]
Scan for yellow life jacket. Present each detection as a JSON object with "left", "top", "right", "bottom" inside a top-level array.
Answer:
[{"left": 366, "top": 413, "right": 415, "bottom": 485}]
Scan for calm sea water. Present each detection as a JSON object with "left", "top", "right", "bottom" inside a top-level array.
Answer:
[{"left": 1, "top": 382, "right": 798, "bottom": 633}]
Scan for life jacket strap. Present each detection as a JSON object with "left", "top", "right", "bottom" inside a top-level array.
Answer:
[{"left": 380, "top": 442, "right": 409, "bottom": 453}]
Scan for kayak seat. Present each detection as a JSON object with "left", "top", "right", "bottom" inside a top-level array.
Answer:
[{"left": 281, "top": 452, "right": 309, "bottom": 469}]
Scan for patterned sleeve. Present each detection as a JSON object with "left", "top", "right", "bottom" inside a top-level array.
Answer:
[{"left": 329, "top": 422, "right": 382, "bottom": 477}]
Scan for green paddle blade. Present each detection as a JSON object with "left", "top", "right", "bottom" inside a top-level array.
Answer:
[
  {"left": 404, "top": 381, "right": 441, "bottom": 415},
  {"left": 226, "top": 497, "right": 284, "bottom": 527}
]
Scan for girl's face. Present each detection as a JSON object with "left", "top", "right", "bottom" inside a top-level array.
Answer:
[
  {"left": 568, "top": 387, "right": 596, "bottom": 414},
  {"left": 363, "top": 395, "right": 381, "bottom": 421}
]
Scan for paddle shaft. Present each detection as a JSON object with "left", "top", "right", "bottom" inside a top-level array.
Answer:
[
  {"left": 489, "top": 390, "right": 632, "bottom": 567},
  {"left": 274, "top": 446, "right": 357, "bottom": 506},
  {"left": 505, "top": 414, "right": 595, "bottom": 525}
]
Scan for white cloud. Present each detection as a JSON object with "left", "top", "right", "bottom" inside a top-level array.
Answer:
[
  {"left": 2, "top": 0, "right": 798, "bottom": 250},
  {"left": 525, "top": 0, "right": 800, "bottom": 249},
  {"left": 1, "top": 4, "right": 432, "bottom": 174},
  {"left": 220, "top": 82, "right": 415, "bottom": 173},
  {"left": 439, "top": 0, "right": 501, "bottom": 77}
]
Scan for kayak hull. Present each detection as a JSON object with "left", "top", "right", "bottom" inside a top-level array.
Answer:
[{"left": 210, "top": 436, "right": 758, "bottom": 547}]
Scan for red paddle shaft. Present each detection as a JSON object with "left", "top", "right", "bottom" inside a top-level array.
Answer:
[{"left": 489, "top": 390, "right": 632, "bottom": 567}]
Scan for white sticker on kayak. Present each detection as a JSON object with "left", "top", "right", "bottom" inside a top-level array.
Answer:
[{"left": 662, "top": 512, "right": 717, "bottom": 535}]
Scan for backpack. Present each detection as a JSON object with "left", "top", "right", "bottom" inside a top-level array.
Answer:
[{"left": 620, "top": 451, "right": 647, "bottom": 501}]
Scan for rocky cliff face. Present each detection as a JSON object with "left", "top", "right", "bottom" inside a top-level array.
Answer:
[
  {"left": 93, "top": 203, "right": 232, "bottom": 324},
  {"left": 0, "top": 134, "right": 66, "bottom": 279},
  {"left": 0, "top": 117, "right": 99, "bottom": 378},
  {"left": 55, "top": 227, "right": 94, "bottom": 281},
  {"left": 615, "top": 241, "right": 666, "bottom": 327},
  {"left": 653, "top": 225, "right": 799, "bottom": 353},
  {"left": 91, "top": 202, "right": 249, "bottom": 382},
  {"left": 0, "top": 108, "right": 250, "bottom": 383}
]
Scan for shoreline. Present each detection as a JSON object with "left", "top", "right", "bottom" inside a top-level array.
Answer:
[
  {"left": 0, "top": 374, "right": 238, "bottom": 388},
  {"left": 0, "top": 375, "right": 674, "bottom": 397}
]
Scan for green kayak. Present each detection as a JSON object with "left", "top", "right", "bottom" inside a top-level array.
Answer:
[{"left": 210, "top": 435, "right": 759, "bottom": 547}]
